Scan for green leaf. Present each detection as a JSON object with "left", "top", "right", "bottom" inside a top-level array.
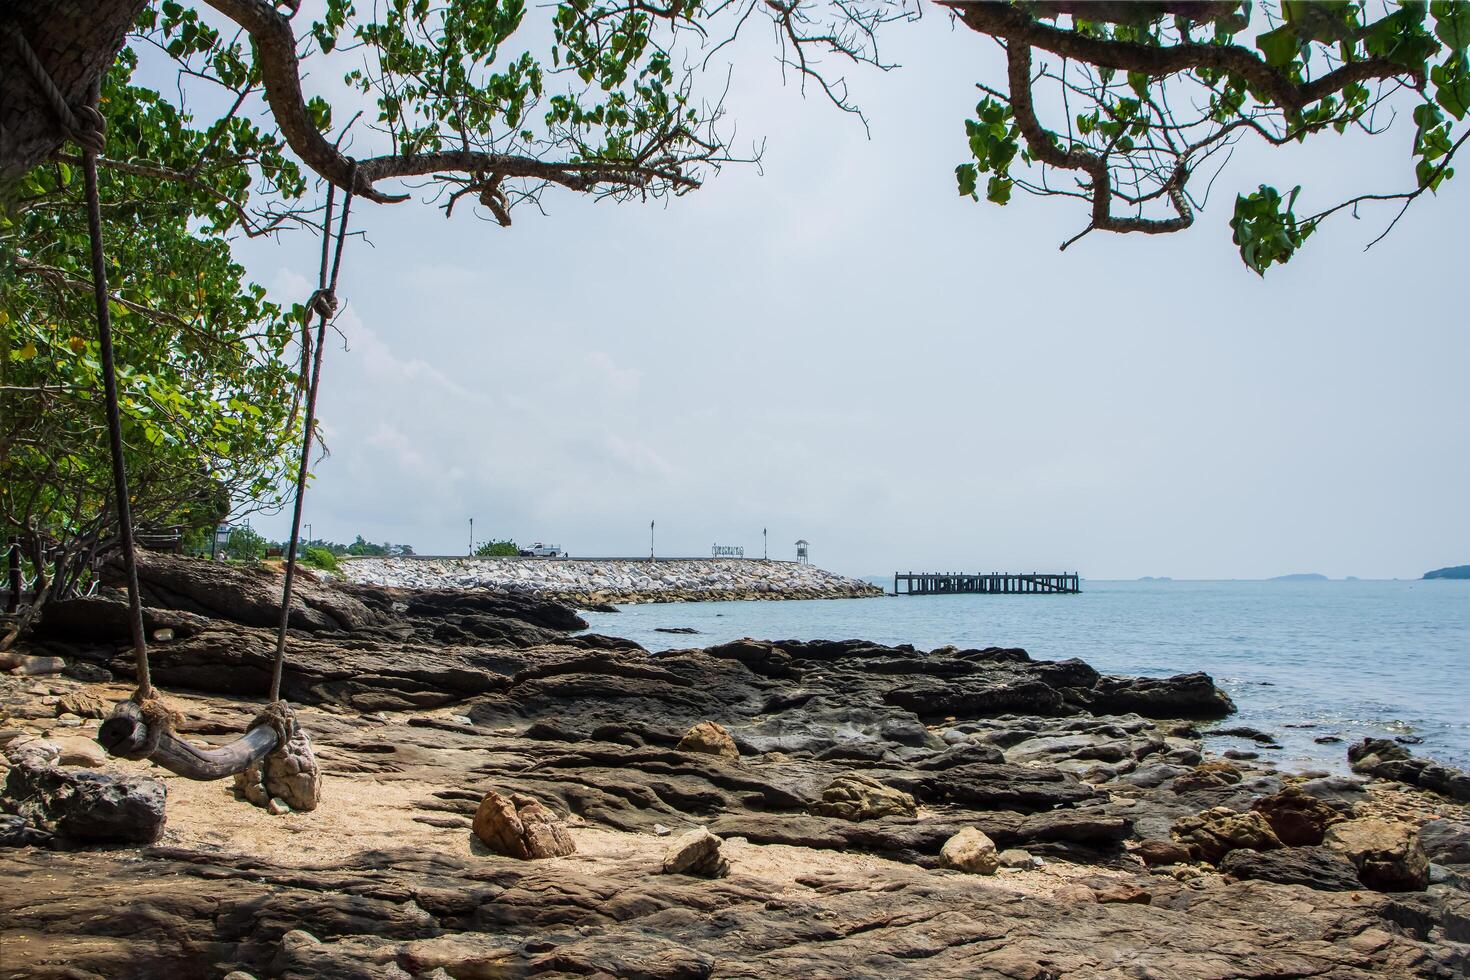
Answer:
[
  {"left": 1433, "top": 0, "right": 1470, "bottom": 51},
  {"left": 1256, "top": 25, "right": 1302, "bottom": 67},
  {"left": 955, "top": 163, "right": 979, "bottom": 199}
]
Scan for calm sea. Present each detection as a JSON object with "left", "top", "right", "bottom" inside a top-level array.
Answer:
[{"left": 578, "top": 579, "right": 1470, "bottom": 773}]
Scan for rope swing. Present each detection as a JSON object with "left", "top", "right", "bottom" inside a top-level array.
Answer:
[{"left": 9, "top": 24, "right": 350, "bottom": 804}]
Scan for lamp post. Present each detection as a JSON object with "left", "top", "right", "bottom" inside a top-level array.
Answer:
[
  {"left": 468, "top": 517, "right": 474, "bottom": 556},
  {"left": 304, "top": 524, "right": 312, "bottom": 549},
  {"left": 649, "top": 520, "right": 655, "bottom": 560},
  {"left": 763, "top": 527, "right": 767, "bottom": 560}
]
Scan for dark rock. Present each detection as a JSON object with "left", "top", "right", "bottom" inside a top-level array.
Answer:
[
  {"left": 1221, "top": 846, "right": 1363, "bottom": 891},
  {"left": 1418, "top": 819, "right": 1470, "bottom": 865},
  {"left": 1223, "top": 749, "right": 1258, "bottom": 761},
  {"left": 885, "top": 763, "right": 1098, "bottom": 813},
  {"left": 655, "top": 627, "right": 700, "bottom": 635},
  {"left": 0, "top": 814, "right": 53, "bottom": 848},
  {"left": 1314, "top": 735, "right": 1344, "bottom": 744},
  {"left": 1081, "top": 672, "right": 1235, "bottom": 719},
  {"left": 4, "top": 761, "right": 165, "bottom": 844}
]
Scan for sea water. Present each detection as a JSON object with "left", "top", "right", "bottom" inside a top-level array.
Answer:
[{"left": 579, "top": 579, "right": 1470, "bottom": 773}]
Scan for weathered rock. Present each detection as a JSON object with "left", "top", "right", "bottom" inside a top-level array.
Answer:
[
  {"left": 56, "top": 690, "right": 110, "bottom": 719},
  {"left": 661, "top": 828, "right": 729, "bottom": 878},
  {"left": 472, "top": 790, "right": 576, "bottom": 859},
  {"left": 1171, "top": 761, "right": 1243, "bottom": 793},
  {"left": 1089, "top": 880, "right": 1151, "bottom": 904},
  {"left": 940, "top": 827, "right": 998, "bottom": 874},
  {"left": 676, "top": 721, "right": 739, "bottom": 761},
  {"left": 1325, "top": 818, "right": 1430, "bottom": 892},
  {"left": 1252, "top": 787, "right": 1344, "bottom": 846},
  {"left": 1221, "top": 846, "right": 1364, "bottom": 891},
  {"left": 808, "top": 773, "right": 917, "bottom": 821},
  {"left": 233, "top": 724, "right": 322, "bottom": 813},
  {"left": 1418, "top": 818, "right": 1470, "bottom": 866},
  {"left": 3, "top": 760, "right": 165, "bottom": 844},
  {"left": 1171, "top": 807, "right": 1282, "bottom": 864}
]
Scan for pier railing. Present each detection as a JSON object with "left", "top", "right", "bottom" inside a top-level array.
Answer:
[{"left": 894, "top": 572, "right": 1080, "bottom": 595}]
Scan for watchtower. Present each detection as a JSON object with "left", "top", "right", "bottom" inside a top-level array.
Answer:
[{"left": 795, "top": 539, "right": 810, "bottom": 565}]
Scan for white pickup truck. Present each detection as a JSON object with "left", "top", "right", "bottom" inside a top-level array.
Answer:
[{"left": 518, "top": 542, "right": 564, "bottom": 558}]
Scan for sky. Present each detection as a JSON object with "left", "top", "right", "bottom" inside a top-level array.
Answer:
[{"left": 203, "top": 11, "right": 1467, "bottom": 580}]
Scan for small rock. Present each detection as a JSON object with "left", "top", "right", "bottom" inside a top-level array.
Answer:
[
  {"left": 676, "top": 721, "right": 739, "bottom": 761},
  {"left": 661, "top": 828, "right": 728, "bottom": 878},
  {"left": 6, "top": 738, "right": 60, "bottom": 767},
  {"left": 941, "top": 827, "right": 998, "bottom": 875},
  {"left": 57, "top": 691, "right": 110, "bottom": 720},
  {"left": 1314, "top": 735, "right": 1344, "bottom": 745},
  {"left": 50, "top": 736, "right": 107, "bottom": 768},
  {"left": 1223, "top": 749, "right": 1258, "bottom": 761},
  {"left": 449, "top": 715, "right": 473, "bottom": 727},
  {"left": 809, "top": 773, "right": 916, "bottom": 822},
  {"left": 997, "top": 847, "right": 1041, "bottom": 869},
  {"left": 267, "top": 797, "right": 290, "bottom": 816},
  {"left": 152, "top": 628, "right": 176, "bottom": 642},
  {"left": 1134, "top": 839, "right": 1194, "bottom": 867},
  {"left": 653, "top": 823, "right": 672, "bottom": 837},
  {"left": 1324, "top": 818, "right": 1429, "bottom": 892},
  {"left": 472, "top": 790, "right": 576, "bottom": 859},
  {"left": 55, "top": 713, "right": 83, "bottom": 728}
]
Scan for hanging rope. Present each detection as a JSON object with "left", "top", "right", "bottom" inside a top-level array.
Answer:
[{"left": 269, "top": 164, "right": 357, "bottom": 703}]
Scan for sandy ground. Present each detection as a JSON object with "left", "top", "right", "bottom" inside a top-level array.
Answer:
[{"left": 5, "top": 673, "right": 1132, "bottom": 902}]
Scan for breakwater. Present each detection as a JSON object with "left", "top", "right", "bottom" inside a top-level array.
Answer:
[{"left": 339, "top": 556, "right": 883, "bottom": 605}]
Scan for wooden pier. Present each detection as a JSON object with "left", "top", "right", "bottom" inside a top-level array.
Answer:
[{"left": 893, "top": 572, "right": 1080, "bottom": 595}]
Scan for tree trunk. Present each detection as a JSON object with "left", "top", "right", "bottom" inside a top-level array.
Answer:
[{"left": 0, "top": 0, "right": 146, "bottom": 188}]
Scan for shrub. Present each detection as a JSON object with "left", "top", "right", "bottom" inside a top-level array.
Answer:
[
  {"left": 475, "top": 539, "right": 519, "bottom": 557},
  {"left": 301, "top": 546, "right": 340, "bottom": 572}
]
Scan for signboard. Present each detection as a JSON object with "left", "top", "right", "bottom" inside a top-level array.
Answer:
[{"left": 711, "top": 545, "right": 744, "bottom": 558}]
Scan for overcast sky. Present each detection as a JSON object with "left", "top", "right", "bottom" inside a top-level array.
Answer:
[{"left": 226, "top": 13, "right": 1469, "bottom": 580}]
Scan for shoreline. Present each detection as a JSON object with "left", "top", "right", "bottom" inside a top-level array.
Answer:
[
  {"left": 3, "top": 554, "right": 1468, "bottom": 976},
  {"left": 339, "top": 555, "right": 885, "bottom": 604}
]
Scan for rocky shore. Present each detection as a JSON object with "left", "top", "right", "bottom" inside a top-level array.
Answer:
[
  {"left": 2, "top": 553, "right": 1469, "bottom": 978},
  {"left": 340, "top": 556, "right": 884, "bottom": 604}
]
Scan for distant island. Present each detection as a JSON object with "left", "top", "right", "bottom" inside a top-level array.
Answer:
[
  {"left": 1137, "top": 576, "right": 1173, "bottom": 581},
  {"left": 1270, "top": 573, "right": 1329, "bottom": 582},
  {"left": 1423, "top": 565, "right": 1470, "bottom": 580}
]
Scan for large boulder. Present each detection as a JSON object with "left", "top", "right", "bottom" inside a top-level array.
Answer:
[
  {"left": 809, "top": 773, "right": 917, "bottom": 822},
  {"left": 941, "top": 827, "right": 998, "bottom": 875},
  {"left": 1324, "top": 818, "right": 1429, "bottom": 892},
  {"left": 1221, "top": 846, "right": 1363, "bottom": 891},
  {"left": 1251, "top": 787, "right": 1344, "bottom": 846},
  {"left": 3, "top": 760, "right": 165, "bottom": 844},
  {"left": 472, "top": 790, "right": 575, "bottom": 859},
  {"left": 676, "top": 721, "right": 739, "bottom": 761},
  {"left": 1171, "top": 807, "right": 1282, "bottom": 864},
  {"left": 234, "top": 724, "right": 322, "bottom": 813}
]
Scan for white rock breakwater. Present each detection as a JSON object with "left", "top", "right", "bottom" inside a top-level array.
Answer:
[{"left": 340, "top": 557, "right": 883, "bottom": 605}]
